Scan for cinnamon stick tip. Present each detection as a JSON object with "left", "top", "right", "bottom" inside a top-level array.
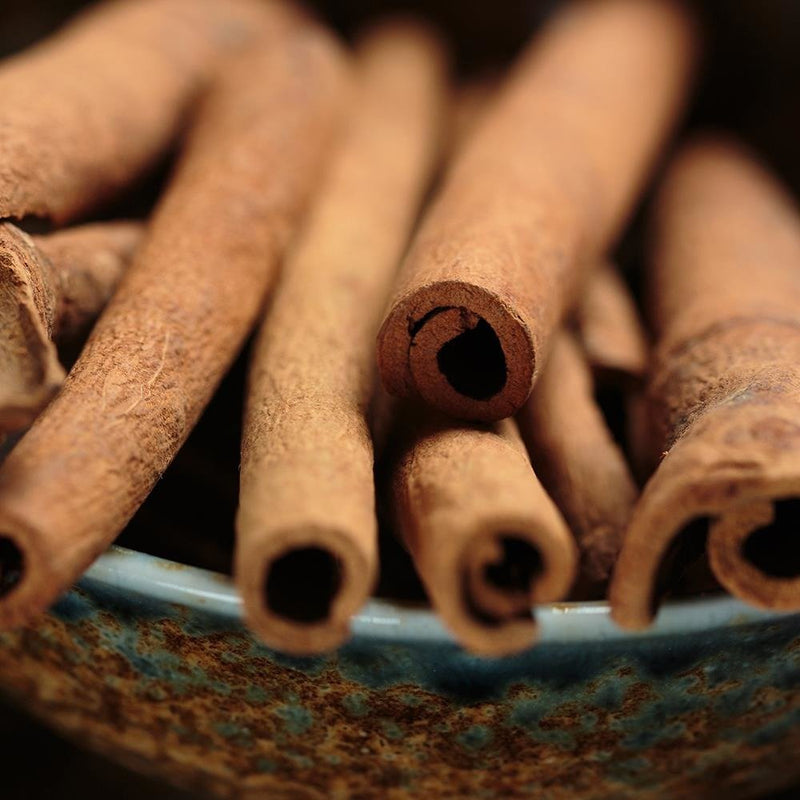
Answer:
[
  {"left": 467, "top": 525, "right": 576, "bottom": 609},
  {"left": 0, "top": 518, "right": 58, "bottom": 630},
  {"left": 377, "top": 282, "right": 536, "bottom": 421},
  {"left": 426, "top": 521, "right": 577, "bottom": 657},
  {"left": 612, "top": 397, "right": 800, "bottom": 628},
  {"left": 237, "top": 528, "right": 378, "bottom": 655},
  {"left": 708, "top": 496, "right": 800, "bottom": 611}
]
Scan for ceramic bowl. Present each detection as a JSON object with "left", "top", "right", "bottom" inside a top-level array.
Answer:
[{"left": 0, "top": 546, "right": 799, "bottom": 799}]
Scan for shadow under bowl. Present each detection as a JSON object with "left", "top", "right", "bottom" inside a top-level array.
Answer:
[{"left": 0, "top": 546, "right": 799, "bottom": 799}]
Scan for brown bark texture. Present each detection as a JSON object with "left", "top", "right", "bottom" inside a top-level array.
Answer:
[
  {"left": 387, "top": 408, "right": 577, "bottom": 656},
  {"left": 235, "top": 19, "right": 448, "bottom": 655},
  {"left": 611, "top": 136, "right": 800, "bottom": 628},
  {"left": 376, "top": 0, "right": 697, "bottom": 422},
  {"left": 0, "top": 0, "right": 300, "bottom": 223},
  {"left": 0, "top": 221, "right": 142, "bottom": 432},
  {"left": 574, "top": 260, "right": 648, "bottom": 382},
  {"left": 0, "top": 22, "right": 348, "bottom": 628},
  {"left": 518, "top": 331, "right": 639, "bottom": 596}
]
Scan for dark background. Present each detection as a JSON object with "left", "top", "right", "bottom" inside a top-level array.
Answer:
[{"left": 2, "top": 1, "right": 800, "bottom": 797}]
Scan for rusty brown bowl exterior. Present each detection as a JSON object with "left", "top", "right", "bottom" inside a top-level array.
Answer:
[{"left": 0, "top": 547, "right": 798, "bottom": 799}]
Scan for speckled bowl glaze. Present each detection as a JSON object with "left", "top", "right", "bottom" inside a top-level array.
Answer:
[{"left": 1, "top": 546, "right": 799, "bottom": 799}]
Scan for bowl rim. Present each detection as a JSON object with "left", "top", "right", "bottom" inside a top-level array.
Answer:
[{"left": 78, "top": 546, "right": 791, "bottom": 645}]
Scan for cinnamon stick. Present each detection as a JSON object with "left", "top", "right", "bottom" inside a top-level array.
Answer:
[
  {"left": 574, "top": 261, "right": 648, "bottom": 383},
  {"left": 610, "top": 136, "right": 800, "bottom": 627},
  {"left": 0, "top": 23, "right": 348, "bottom": 626},
  {"left": 574, "top": 260, "right": 650, "bottom": 478},
  {"left": 376, "top": 0, "right": 697, "bottom": 422},
  {"left": 387, "top": 408, "right": 577, "bottom": 656},
  {"left": 0, "top": 0, "right": 299, "bottom": 223},
  {"left": 0, "top": 221, "right": 142, "bottom": 431},
  {"left": 517, "top": 331, "right": 638, "bottom": 597},
  {"left": 235, "top": 19, "right": 447, "bottom": 655}
]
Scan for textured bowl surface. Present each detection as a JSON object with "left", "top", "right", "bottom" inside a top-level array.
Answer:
[{"left": 1, "top": 546, "right": 799, "bottom": 799}]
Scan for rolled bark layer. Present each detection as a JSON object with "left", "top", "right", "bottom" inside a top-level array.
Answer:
[
  {"left": 236, "top": 19, "right": 448, "bottom": 655},
  {"left": 518, "top": 332, "right": 638, "bottom": 596},
  {"left": 0, "top": 24, "right": 347, "bottom": 628},
  {"left": 610, "top": 136, "right": 800, "bottom": 628},
  {"left": 388, "top": 409, "right": 577, "bottom": 656},
  {"left": 0, "top": 0, "right": 299, "bottom": 223},
  {"left": 377, "top": 0, "right": 697, "bottom": 422},
  {"left": 0, "top": 221, "right": 143, "bottom": 431}
]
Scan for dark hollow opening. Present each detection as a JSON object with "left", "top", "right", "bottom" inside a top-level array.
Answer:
[
  {"left": 436, "top": 317, "right": 507, "bottom": 400},
  {"left": 265, "top": 547, "right": 342, "bottom": 624},
  {"left": 0, "top": 536, "right": 24, "bottom": 598},
  {"left": 650, "top": 517, "right": 711, "bottom": 615},
  {"left": 594, "top": 381, "right": 628, "bottom": 449},
  {"left": 742, "top": 498, "right": 800, "bottom": 578},
  {"left": 483, "top": 536, "right": 544, "bottom": 595}
]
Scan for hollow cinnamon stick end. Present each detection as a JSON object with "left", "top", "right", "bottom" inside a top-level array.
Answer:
[
  {"left": 418, "top": 547, "right": 539, "bottom": 658},
  {"left": 431, "top": 536, "right": 570, "bottom": 659},
  {"left": 418, "top": 520, "right": 576, "bottom": 658},
  {"left": 377, "top": 282, "right": 535, "bottom": 421},
  {"left": 466, "top": 524, "right": 576, "bottom": 615},
  {"left": 237, "top": 527, "right": 378, "bottom": 656},
  {"left": 0, "top": 514, "right": 60, "bottom": 630},
  {"left": 709, "top": 497, "right": 800, "bottom": 611}
]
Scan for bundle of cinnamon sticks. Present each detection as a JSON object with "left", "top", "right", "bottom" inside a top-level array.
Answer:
[{"left": 0, "top": 0, "right": 798, "bottom": 657}]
